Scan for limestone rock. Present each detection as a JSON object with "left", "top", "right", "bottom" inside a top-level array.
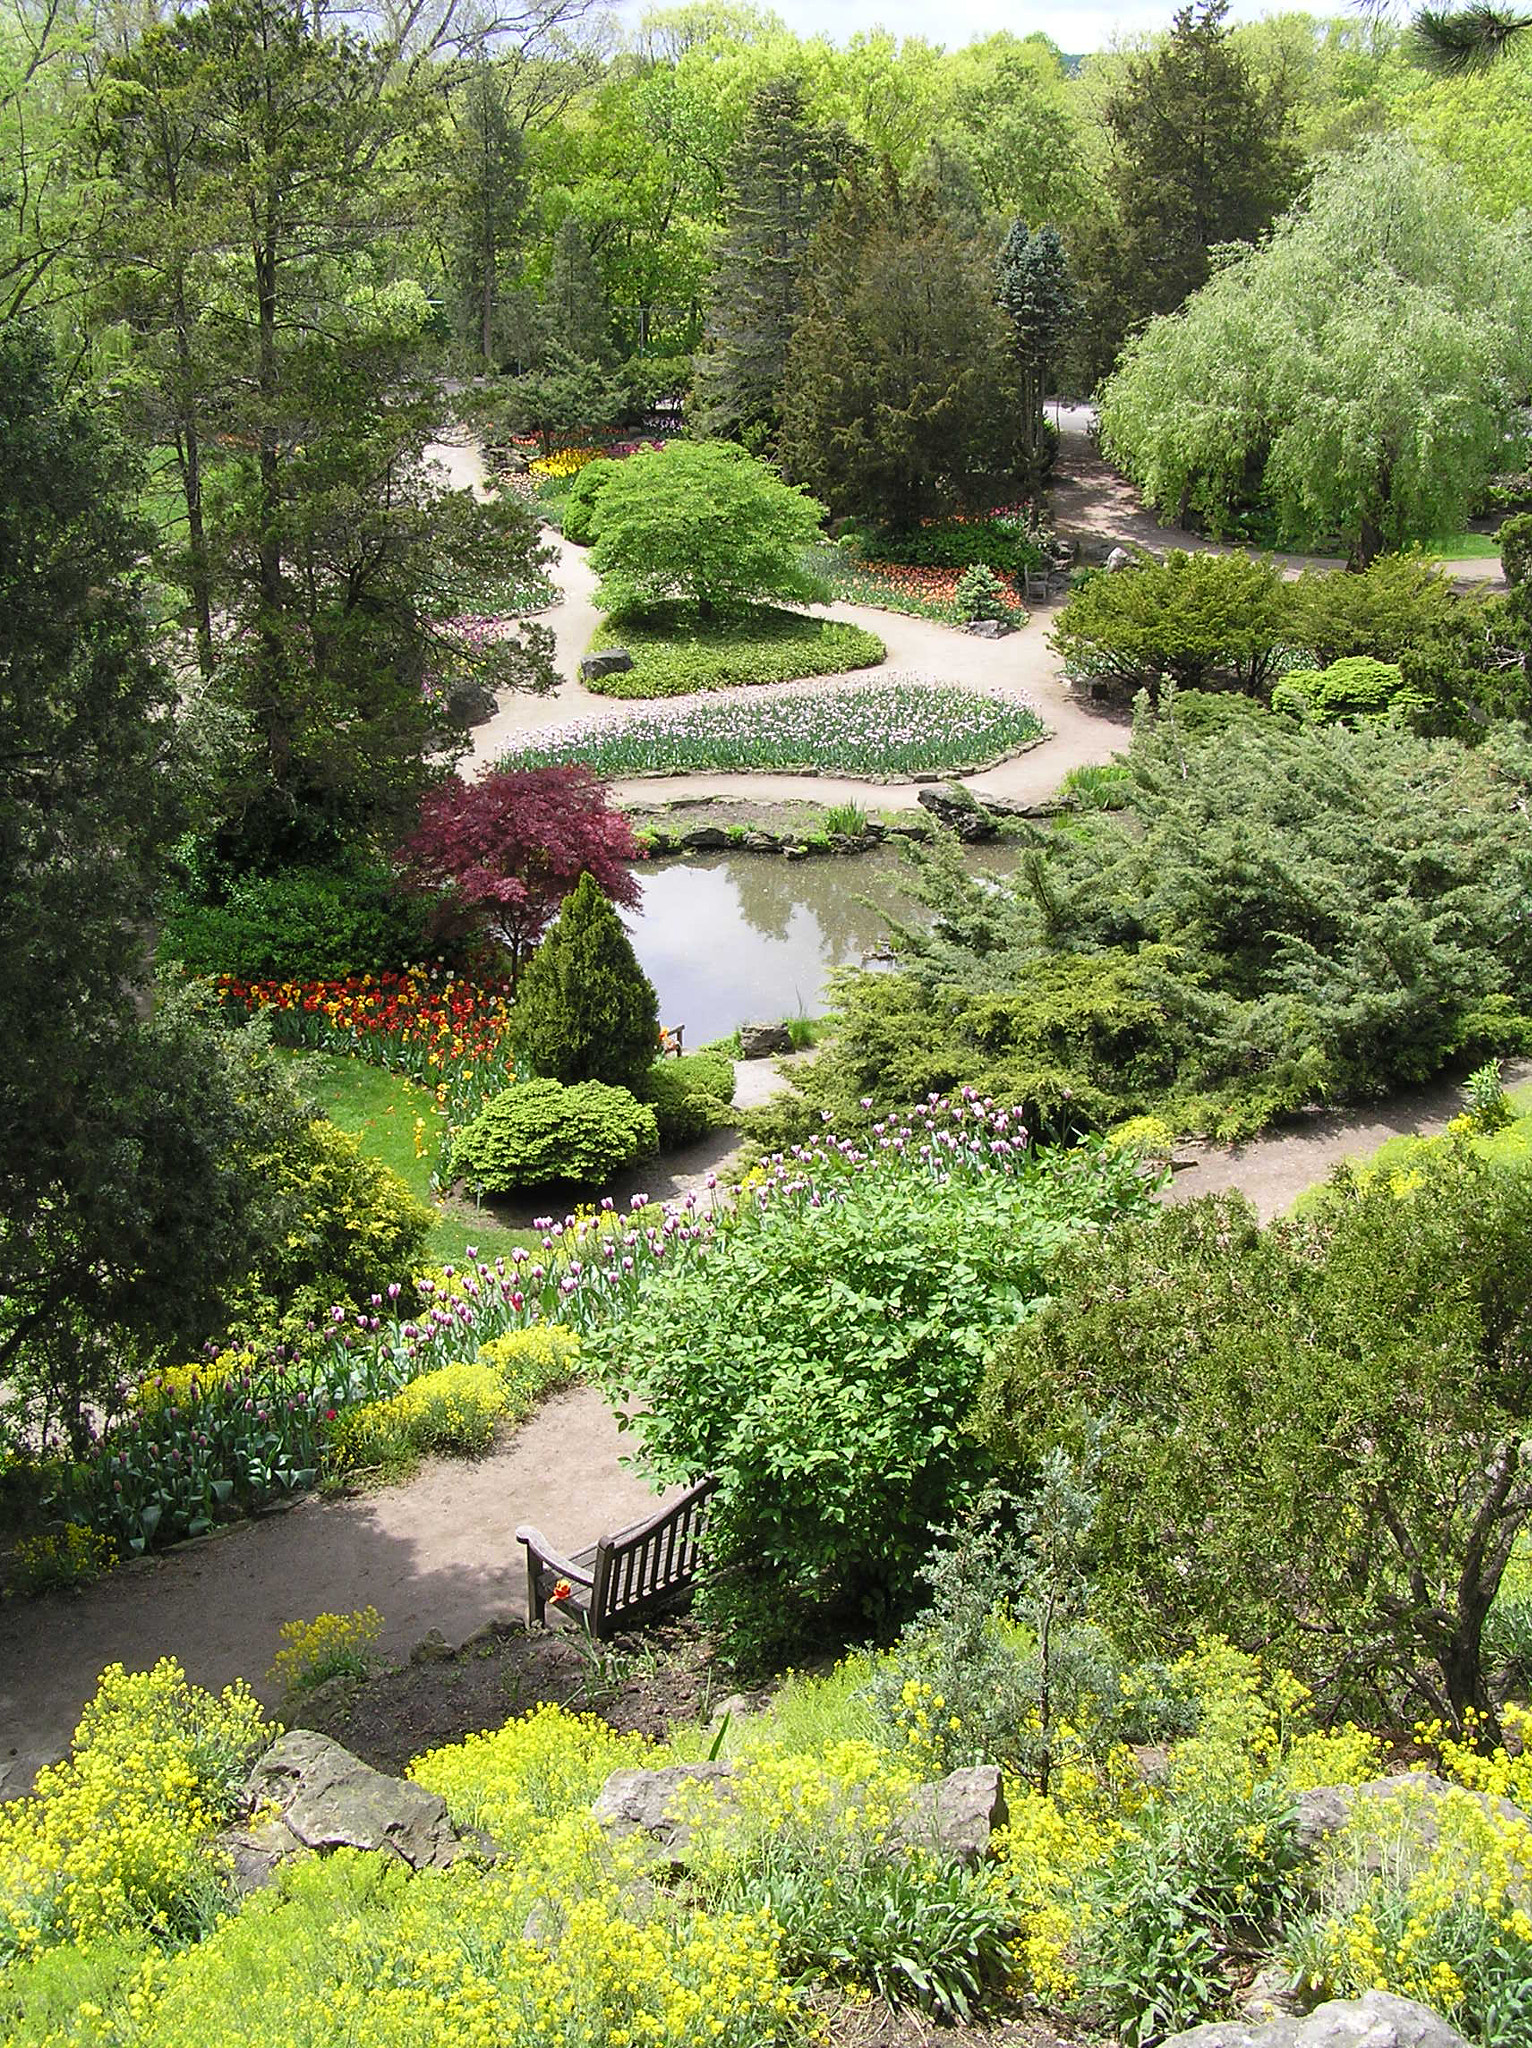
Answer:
[
  {"left": 899, "top": 1765, "right": 1007, "bottom": 1865},
  {"left": 739, "top": 1022, "right": 793, "bottom": 1058},
  {"left": 680, "top": 825, "right": 729, "bottom": 852},
  {"left": 964, "top": 618, "right": 1010, "bottom": 639},
  {"left": 591, "top": 1761, "right": 740, "bottom": 1860},
  {"left": 444, "top": 680, "right": 499, "bottom": 727},
  {"left": 742, "top": 830, "right": 780, "bottom": 852},
  {"left": 580, "top": 648, "right": 634, "bottom": 681},
  {"left": 916, "top": 782, "right": 997, "bottom": 843},
  {"left": 1164, "top": 1990, "right": 1472, "bottom": 2048},
  {"left": 242, "top": 1730, "right": 475, "bottom": 1878},
  {"left": 1104, "top": 546, "right": 1136, "bottom": 572},
  {"left": 410, "top": 1628, "right": 453, "bottom": 1665}
]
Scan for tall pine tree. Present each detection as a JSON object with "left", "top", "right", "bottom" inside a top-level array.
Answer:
[
  {"left": 690, "top": 77, "right": 846, "bottom": 444},
  {"left": 996, "top": 221, "right": 1077, "bottom": 466}
]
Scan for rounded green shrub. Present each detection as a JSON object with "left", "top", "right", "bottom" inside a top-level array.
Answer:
[
  {"left": 449, "top": 1079, "right": 658, "bottom": 1193},
  {"left": 638, "top": 1051, "right": 736, "bottom": 1148},
  {"left": 512, "top": 872, "right": 660, "bottom": 1090},
  {"left": 559, "top": 457, "right": 618, "bottom": 546},
  {"left": 1271, "top": 656, "right": 1420, "bottom": 724},
  {"left": 953, "top": 563, "right": 1018, "bottom": 625}
]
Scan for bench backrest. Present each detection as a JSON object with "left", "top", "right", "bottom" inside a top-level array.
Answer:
[{"left": 591, "top": 1474, "right": 718, "bottom": 1636}]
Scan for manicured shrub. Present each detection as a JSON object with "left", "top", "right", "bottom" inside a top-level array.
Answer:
[
  {"left": 637, "top": 1052, "right": 735, "bottom": 1149},
  {"left": 159, "top": 861, "right": 429, "bottom": 980},
  {"left": 449, "top": 1079, "right": 657, "bottom": 1194},
  {"left": 558, "top": 455, "right": 617, "bottom": 545},
  {"left": 1052, "top": 549, "right": 1289, "bottom": 696},
  {"left": 953, "top": 563, "right": 1018, "bottom": 624},
  {"left": 511, "top": 872, "right": 660, "bottom": 1090},
  {"left": 1271, "top": 655, "right": 1421, "bottom": 723}
]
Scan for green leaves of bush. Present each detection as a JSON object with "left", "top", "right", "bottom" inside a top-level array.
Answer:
[
  {"left": 637, "top": 1053, "right": 735, "bottom": 1148},
  {"left": 449, "top": 1080, "right": 658, "bottom": 1193}
]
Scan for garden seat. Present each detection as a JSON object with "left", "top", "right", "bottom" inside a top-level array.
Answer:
[
  {"left": 516, "top": 1474, "right": 718, "bottom": 1640},
  {"left": 658, "top": 1024, "right": 685, "bottom": 1057}
]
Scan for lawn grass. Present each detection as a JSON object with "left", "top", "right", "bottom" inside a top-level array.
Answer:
[
  {"left": 586, "top": 603, "right": 885, "bottom": 698},
  {"left": 297, "top": 1052, "right": 535, "bottom": 1266},
  {"left": 1422, "top": 532, "right": 1503, "bottom": 561}
]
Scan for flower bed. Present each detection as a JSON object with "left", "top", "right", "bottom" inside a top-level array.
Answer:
[{"left": 501, "top": 677, "right": 1045, "bottom": 780}]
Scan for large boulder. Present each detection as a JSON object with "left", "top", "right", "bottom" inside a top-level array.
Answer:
[
  {"left": 899, "top": 1765, "right": 1007, "bottom": 1866},
  {"left": 1164, "top": 1991, "right": 1471, "bottom": 2048},
  {"left": 580, "top": 648, "right": 634, "bottom": 681},
  {"left": 738, "top": 1021, "right": 793, "bottom": 1059},
  {"left": 444, "top": 679, "right": 499, "bottom": 728},
  {"left": 231, "top": 1730, "right": 480, "bottom": 1890},
  {"left": 680, "top": 825, "right": 730, "bottom": 852},
  {"left": 916, "top": 782, "right": 998, "bottom": 843}
]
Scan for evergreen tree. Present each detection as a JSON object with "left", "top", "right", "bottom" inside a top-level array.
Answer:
[
  {"left": 690, "top": 76, "right": 846, "bottom": 443},
  {"left": 451, "top": 58, "right": 531, "bottom": 369},
  {"left": 780, "top": 167, "right": 1023, "bottom": 531},
  {"left": 1072, "top": 0, "right": 1301, "bottom": 382},
  {"left": 543, "top": 213, "right": 612, "bottom": 365},
  {"left": 996, "top": 220, "right": 1077, "bottom": 465},
  {"left": 511, "top": 872, "right": 660, "bottom": 1090}
]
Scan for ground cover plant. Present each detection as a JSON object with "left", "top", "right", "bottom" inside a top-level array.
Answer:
[
  {"left": 755, "top": 695, "right": 1532, "bottom": 1145},
  {"left": 582, "top": 607, "right": 885, "bottom": 698},
  {"left": 502, "top": 678, "right": 1045, "bottom": 779}
]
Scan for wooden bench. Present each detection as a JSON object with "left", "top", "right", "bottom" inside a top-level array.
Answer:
[{"left": 516, "top": 1475, "right": 718, "bottom": 1640}]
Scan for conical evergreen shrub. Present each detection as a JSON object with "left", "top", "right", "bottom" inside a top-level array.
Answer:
[{"left": 511, "top": 870, "right": 660, "bottom": 1089}]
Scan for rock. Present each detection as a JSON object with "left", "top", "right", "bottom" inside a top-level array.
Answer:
[
  {"left": 707, "top": 1693, "right": 751, "bottom": 1729},
  {"left": 1296, "top": 1773, "right": 1532, "bottom": 1861},
  {"left": 680, "top": 825, "right": 729, "bottom": 852},
  {"left": 899, "top": 1765, "right": 1007, "bottom": 1865},
  {"left": 916, "top": 782, "right": 997, "bottom": 843},
  {"left": 580, "top": 648, "right": 634, "bottom": 681},
  {"left": 1104, "top": 546, "right": 1136, "bottom": 572},
  {"left": 444, "top": 680, "right": 499, "bottom": 727},
  {"left": 1237, "top": 1966, "right": 1308, "bottom": 2023},
  {"left": 241, "top": 1730, "right": 476, "bottom": 1880},
  {"left": 738, "top": 1022, "right": 793, "bottom": 1059},
  {"left": 592, "top": 1761, "right": 741, "bottom": 1863},
  {"left": 743, "top": 830, "right": 780, "bottom": 852},
  {"left": 783, "top": 843, "right": 809, "bottom": 861},
  {"left": 1163, "top": 1991, "right": 1472, "bottom": 2048},
  {"left": 964, "top": 618, "right": 1010, "bottom": 639},
  {"left": 409, "top": 1628, "right": 453, "bottom": 1665}
]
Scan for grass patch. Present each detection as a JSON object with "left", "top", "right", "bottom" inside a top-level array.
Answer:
[
  {"left": 501, "top": 678, "right": 1045, "bottom": 780},
  {"left": 1421, "top": 532, "right": 1503, "bottom": 561},
  {"left": 298, "top": 1053, "right": 535, "bottom": 1266},
  {"left": 585, "top": 603, "right": 884, "bottom": 698}
]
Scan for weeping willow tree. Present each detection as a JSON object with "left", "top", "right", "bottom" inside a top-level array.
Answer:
[{"left": 1097, "top": 136, "right": 1532, "bottom": 564}]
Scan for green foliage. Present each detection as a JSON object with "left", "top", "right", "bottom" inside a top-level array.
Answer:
[
  {"left": 865, "top": 517, "right": 1047, "bottom": 574},
  {"left": 511, "top": 873, "right": 660, "bottom": 1091},
  {"left": 589, "top": 441, "right": 829, "bottom": 619},
  {"left": 583, "top": 607, "right": 883, "bottom": 698},
  {"left": 823, "top": 802, "right": 868, "bottom": 837},
  {"left": 583, "top": 1135, "right": 1156, "bottom": 1664},
  {"left": 953, "top": 564, "right": 1018, "bottom": 625},
  {"left": 1271, "top": 656, "right": 1423, "bottom": 724},
  {"left": 637, "top": 1053, "right": 736, "bottom": 1149},
  {"left": 449, "top": 1081, "right": 658, "bottom": 1194},
  {"left": 1098, "top": 137, "right": 1532, "bottom": 562},
  {"left": 1285, "top": 555, "right": 1462, "bottom": 666},
  {"left": 558, "top": 456, "right": 618, "bottom": 545},
  {"left": 1500, "top": 511, "right": 1532, "bottom": 591},
  {"left": 1052, "top": 551, "right": 1289, "bottom": 697},
  {"left": 768, "top": 702, "right": 1532, "bottom": 1144},
  {"left": 159, "top": 860, "right": 429, "bottom": 979},
  {"left": 977, "top": 1148, "right": 1532, "bottom": 1726}
]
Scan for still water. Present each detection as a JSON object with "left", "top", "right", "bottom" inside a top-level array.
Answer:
[{"left": 622, "top": 843, "right": 1022, "bottom": 1045}]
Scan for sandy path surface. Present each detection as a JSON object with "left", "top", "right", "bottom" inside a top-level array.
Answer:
[{"left": 0, "top": 1387, "right": 672, "bottom": 1798}]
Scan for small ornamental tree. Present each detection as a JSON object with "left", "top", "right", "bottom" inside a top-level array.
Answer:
[
  {"left": 400, "top": 766, "right": 640, "bottom": 986},
  {"left": 511, "top": 870, "right": 660, "bottom": 1089},
  {"left": 588, "top": 441, "right": 829, "bottom": 620}
]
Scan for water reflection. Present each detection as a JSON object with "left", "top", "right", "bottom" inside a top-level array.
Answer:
[{"left": 623, "top": 843, "right": 1020, "bottom": 1044}]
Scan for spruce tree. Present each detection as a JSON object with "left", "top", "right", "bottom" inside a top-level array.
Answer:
[
  {"left": 690, "top": 77, "right": 846, "bottom": 443},
  {"left": 996, "top": 221, "right": 1077, "bottom": 463},
  {"left": 544, "top": 214, "right": 612, "bottom": 365},
  {"left": 512, "top": 872, "right": 660, "bottom": 1090}
]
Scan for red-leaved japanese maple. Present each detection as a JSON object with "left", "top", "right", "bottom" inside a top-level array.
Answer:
[{"left": 401, "top": 766, "right": 640, "bottom": 984}]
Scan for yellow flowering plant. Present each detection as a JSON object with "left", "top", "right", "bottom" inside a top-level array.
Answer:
[{"left": 267, "top": 1607, "right": 383, "bottom": 1698}]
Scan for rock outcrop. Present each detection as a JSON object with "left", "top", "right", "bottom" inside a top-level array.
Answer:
[{"left": 1164, "top": 1991, "right": 1471, "bottom": 2048}]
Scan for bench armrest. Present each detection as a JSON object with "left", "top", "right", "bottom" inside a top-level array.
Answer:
[{"left": 515, "top": 1525, "right": 595, "bottom": 1588}]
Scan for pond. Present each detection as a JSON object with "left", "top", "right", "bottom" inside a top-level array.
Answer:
[{"left": 622, "top": 842, "right": 1022, "bottom": 1045}]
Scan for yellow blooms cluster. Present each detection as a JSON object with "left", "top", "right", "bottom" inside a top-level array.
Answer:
[
  {"left": 0, "top": 1661, "right": 270, "bottom": 1962},
  {"left": 528, "top": 446, "right": 603, "bottom": 479},
  {"left": 411, "top": 1703, "right": 649, "bottom": 1853},
  {"left": 331, "top": 1361, "right": 508, "bottom": 1472},
  {"left": 475, "top": 1324, "right": 582, "bottom": 1411},
  {"left": 7, "top": 1521, "right": 118, "bottom": 1595},
  {"left": 266, "top": 1607, "right": 383, "bottom": 1697}
]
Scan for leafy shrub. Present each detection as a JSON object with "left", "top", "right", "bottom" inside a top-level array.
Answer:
[
  {"left": 864, "top": 517, "right": 1046, "bottom": 574},
  {"left": 953, "top": 563, "right": 1019, "bottom": 624},
  {"left": 584, "top": 1137, "right": 1156, "bottom": 1664},
  {"left": 978, "top": 1148, "right": 1532, "bottom": 1725},
  {"left": 267, "top": 1607, "right": 383, "bottom": 1696},
  {"left": 332, "top": 1361, "right": 509, "bottom": 1471},
  {"left": 637, "top": 1052, "right": 735, "bottom": 1149},
  {"left": 1053, "top": 550, "right": 1289, "bottom": 696},
  {"left": 558, "top": 455, "right": 618, "bottom": 544},
  {"left": 1271, "top": 655, "right": 1424, "bottom": 724},
  {"left": 0, "top": 1659, "right": 271, "bottom": 1963},
  {"left": 159, "top": 860, "right": 429, "bottom": 980},
  {"left": 583, "top": 607, "right": 884, "bottom": 698},
  {"left": 476, "top": 1325, "right": 582, "bottom": 1414},
  {"left": 450, "top": 1080, "right": 657, "bottom": 1194},
  {"left": 1285, "top": 555, "right": 1461, "bottom": 666},
  {"left": 822, "top": 802, "right": 867, "bottom": 837},
  {"left": 1059, "top": 760, "right": 1133, "bottom": 810},
  {"left": 511, "top": 873, "right": 660, "bottom": 1091}
]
